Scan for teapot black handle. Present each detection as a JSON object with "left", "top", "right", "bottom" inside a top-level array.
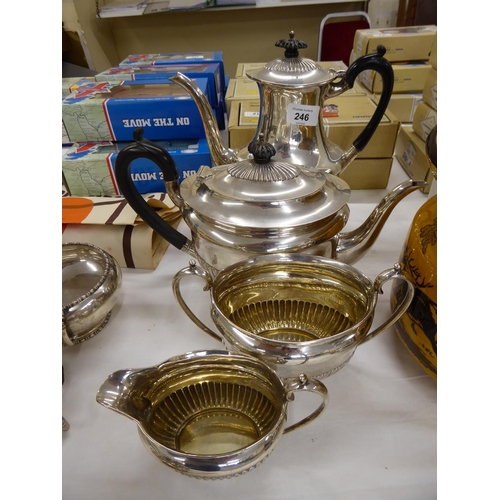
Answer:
[
  {"left": 114, "top": 128, "right": 189, "bottom": 250},
  {"left": 345, "top": 45, "right": 394, "bottom": 152}
]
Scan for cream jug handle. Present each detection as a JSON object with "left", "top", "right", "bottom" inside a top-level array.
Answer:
[
  {"left": 360, "top": 263, "right": 415, "bottom": 344},
  {"left": 282, "top": 374, "right": 329, "bottom": 434},
  {"left": 172, "top": 261, "right": 222, "bottom": 343}
]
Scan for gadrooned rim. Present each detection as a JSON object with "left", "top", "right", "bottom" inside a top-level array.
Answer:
[{"left": 62, "top": 242, "right": 114, "bottom": 311}]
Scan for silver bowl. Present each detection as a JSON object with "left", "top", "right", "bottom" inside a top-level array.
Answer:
[{"left": 62, "top": 243, "right": 122, "bottom": 346}]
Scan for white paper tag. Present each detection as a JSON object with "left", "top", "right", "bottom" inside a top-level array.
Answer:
[
  {"left": 286, "top": 104, "right": 320, "bottom": 126},
  {"left": 244, "top": 111, "right": 260, "bottom": 117}
]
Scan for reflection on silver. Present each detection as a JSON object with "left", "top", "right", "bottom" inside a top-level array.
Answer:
[
  {"left": 62, "top": 243, "right": 122, "bottom": 346},
  {"left": 173, "top": 254, "right": 414, "bottom": 380},
  {"left": 96, "top": 350, "right": 328, "bottom": 479}
]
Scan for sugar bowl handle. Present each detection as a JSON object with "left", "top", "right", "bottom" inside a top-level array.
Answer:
[{"left": 172, "top": 261, "right": 222, "bottom": 343}]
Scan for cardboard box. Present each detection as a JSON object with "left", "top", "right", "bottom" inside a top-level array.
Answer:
[
  {"left": 324, "top": 95, "right": 400, "bottom": 159},
  {"left": 62, "top": 139, "right": 212, "bottom": 197},
  {"left": 62, "top": 121, "right": 71, "bottom": 146},
  {"left": 95, "top": 63, "right": 222, "bottom": 108},
  {"left": 62, "top": 193, "right": 181, "bottom": 270},
  {"left": 395, "top": 125, "right": 433, "bottom": 194},
  {"left": 228, "top": 100, "right": 258, "bottom": 149},
  {"left": 429, "top": 34, "right": 437, "bottom": 69},
  {"left": 422, "top": 67, "right": 437, "bottom": 110},
  {"left": 225, "top": 73, "right": 364, "bottom": 115},
  {"left": 359, "top": 62, "right": 432, "bottom": 94},
  {"left": 227, "top": 99, "right": 396, "bottom": 188},
  {"left": 62, "top": 79, "right": 211, "bottom": 143},
  {"left": 352, "top": 25, "right": 437, "bottom": 63},
  {"left": 339, "top": 157, "right": 393, "bottom": 189},
  {"left": 412, "top": 101, "right": 437, "bottom": 142},
  {"left": 238, "top": 100, "right": 260, "bottom": 127},
  {"left": 372, "top": 92, "right": 422, "bottom": 123},
  {"left": 118, "top": 51, "right": 225, "bottom": 93},
  {"left": 225, "top": 78, "right": 259, "bottom": 115},
  {"left": 62, "top": 77, "right": 97, "bottom": 98},
  {"left": 228, "top": 96, "right": 399, "bottom": 159}
]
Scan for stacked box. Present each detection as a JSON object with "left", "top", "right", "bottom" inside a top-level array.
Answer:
[
  {"left": 226, "top": 60, "right": 365, "bottom": 115},
  {"left": 350, "top": 25, "right": 437, "bottom": 125},
  {"left": 62, "top": 78, "right": 211, "bottom": 143},
  {"left": 118, "top": 51, "right": 226, "bottom": 100},
  {"left": 95, "top": 63, "right": 222, "bottom": 109},
  {"left": 62, "top": 80, "right": 117, "bottom": 145},
  {"left": 62, "top": 51, "right": 230, "bottom": 269},
  {"left": 62, "top": 139, "right": 211, "bottom": 197},
  {"left": 227, "top": 94, "right": 400, "bottom": 189},
  {"left": 62, "top": 77, "right": 97, "bottom": 98},
  {"left": 359, "top": 62, "right": 432, "bottom": 94},
  {"left": 395, "top": 35, "right": 437, "bottom": 194},
  {"left": 372, "top": 93, "right": 422, "bottom": 123},
  {"left": 352, "top": 26, "right": 437, "bottom": 62}
]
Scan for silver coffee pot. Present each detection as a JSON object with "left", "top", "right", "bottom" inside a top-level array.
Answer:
[{"left": 170, "top": 31, "right": 395, "bottom": 175}]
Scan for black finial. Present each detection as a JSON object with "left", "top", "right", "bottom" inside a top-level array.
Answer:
[
  {"left": 248, "top": 134, "right": 276, "bottom": 163},
  {"left": 275, "top": 31, "right": 307, "bottom": 58}
]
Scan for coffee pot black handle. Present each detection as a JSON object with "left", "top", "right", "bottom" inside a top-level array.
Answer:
[
  {"left": 344, "top": 45, "right": 394, "bottom": 152},
  {"left": 114, "top": 128, "right": 189, "bottom": 251}
]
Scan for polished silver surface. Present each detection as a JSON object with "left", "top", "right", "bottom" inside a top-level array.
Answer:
[
  {"left": 171, "top": 69, "right": 354, "bottom": 175},
  {"left": 96, "top": 350, "right": 328, "bottom": 479},
  {"left": 162, "top": 147, "right": 425, "bottom": 276},
  {"left": 173, "top": 254, "right": 414, "bottom": 380},
  {"left": 62, "top": 243, "right": 122, "bottom": 346},
  {"left": 116, "top": 29, "right": 423, "bottom": 276},
  {"left": 169, "top": 31, "right": 390, "bottom": 175}
]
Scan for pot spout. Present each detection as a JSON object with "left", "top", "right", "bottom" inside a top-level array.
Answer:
[
  {"left": 333, "top": 180, "right": 428, "bottom": 264},
  {"left": 96, "top": 368, "right": 156, "bottom": 424},
  {"left": 170, "top": 72, "right": 240, "bottom": 166}
]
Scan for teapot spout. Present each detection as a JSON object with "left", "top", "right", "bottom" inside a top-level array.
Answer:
[
  {"left": 334, "top": 180, "right": 428, "bottom": 264},
  {"left": 170, "top": 72, "right": 240, "bottom": 166},
  {"left": 96, "top": 368, "right": 156, "bottom": 423}
]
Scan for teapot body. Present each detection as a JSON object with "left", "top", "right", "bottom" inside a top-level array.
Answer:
[{"left": 180, "top": 172, "right": 351, "bottom": 276}]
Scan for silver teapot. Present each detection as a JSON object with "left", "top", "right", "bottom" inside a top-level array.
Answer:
[
  {"left": 115, "top": 130, "right": 425, "bottom": 276},
  {"left": 170, "top": 31, "right": 395, "bottom": 175}
]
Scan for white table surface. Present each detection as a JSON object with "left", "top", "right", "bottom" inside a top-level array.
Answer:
[{"left": 62, "top": 159, "right": 437, "bottom": 499}]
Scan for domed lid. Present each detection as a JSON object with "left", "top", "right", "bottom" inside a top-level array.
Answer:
[
  {"left": 180, "top": 135, "right": 350, "bottom": 230},
  {"left": 245, "top": 31, "right": 337, "bottom": 87}
]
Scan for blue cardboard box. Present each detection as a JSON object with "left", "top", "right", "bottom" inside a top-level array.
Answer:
[
  {"left": 118, "top": 51, "right": 226, "bottom": 95},
  {"left": 95, "top": 63, "right": 222, "bottom": 109},
  {"left": 62, "top": 139, "right": 212, "bottom": 197},
  {"left": 62, "top": 79, "right": 211, "bottom": 143}
]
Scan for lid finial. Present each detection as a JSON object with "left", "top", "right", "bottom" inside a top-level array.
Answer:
[
  {"left": 248, "top": 134, "right": 276, "bottom": 164},
  {"left": 275, "top": 31, "right": 308, "bottom": 58}
]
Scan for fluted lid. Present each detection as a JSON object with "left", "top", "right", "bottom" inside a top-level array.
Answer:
[
  {"left": 179, "top": 135, "right": 350, "bottom": 230},
  {"left": 245, "top": 31, "right": 336, "bottom": 87}
]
